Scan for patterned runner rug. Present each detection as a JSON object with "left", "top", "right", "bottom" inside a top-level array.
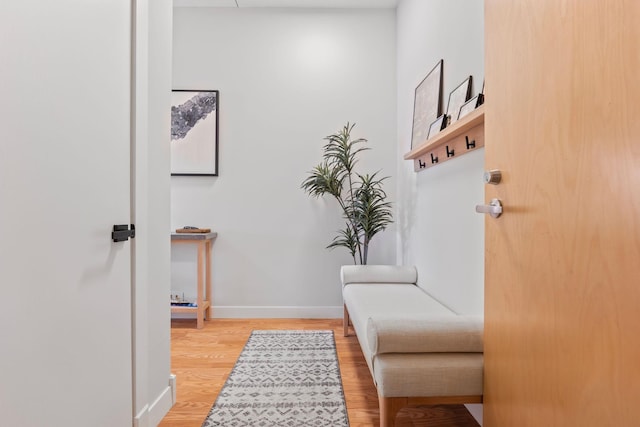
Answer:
[{"left": 202, "top": 330, "right": 350, "bottom": 427}]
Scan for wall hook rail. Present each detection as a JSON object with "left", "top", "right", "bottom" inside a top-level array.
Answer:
[{"left": 404, "top": 106, "right": 484, "bottom": 173}]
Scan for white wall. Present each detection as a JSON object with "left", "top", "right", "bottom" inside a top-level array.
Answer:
[
  {"left": 396, "top": 1, "right": 484, "bottom": 423},
  {"left": 146, "top": 0, "right": 174, "bottom": 422},
  {"left": 171, "top": 7, "right": 397, "bottom": 317},
  {"left": 133, "top": 0, "right": 174, "bottom": 425},
  {"left": 396, "top": 0, "right": 484, "bottom": 315}
]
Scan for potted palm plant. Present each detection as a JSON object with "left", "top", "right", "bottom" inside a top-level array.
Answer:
[{"left": 301, "top": 123, "right": 393, "bottom": 265}]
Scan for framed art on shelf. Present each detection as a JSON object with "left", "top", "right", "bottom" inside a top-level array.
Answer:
[
  {"left": 427, "top": 114, "right": 449, "bottom": 139},
  {"left": 458, "top": 93, "right": 484, "bottom": 120},
  {"left": 171, "top": 89, "right": 219, "bottom": 176},
  {"left": 411, "top": 60, "right": 443, "bottom": 149},
  {"left": 446, "top": 76, "right": 472, "bottom": 125}
]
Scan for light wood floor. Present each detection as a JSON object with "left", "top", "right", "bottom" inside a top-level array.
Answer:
[{"left": 159, "top": 318, "right": 480, "bottom": 427}]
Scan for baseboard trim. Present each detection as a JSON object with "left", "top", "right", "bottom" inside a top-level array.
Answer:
[
  {"left": 465, "top": 403, "right": 483, "bottom": 426},
  {"left": 150, "top": 384, "right": 174, "bottom": 426},
  {"left": 133, "top": 404, "right": 149, "bottom": 427},
  {"left": 171, "top": 305, "right": 343, "bottom": 319},
  {"left": 169, "top": 373, "right": 176, "bottom": 404},
  {"left": 134, "top": 379, "right": 175, "bottom": 427}
]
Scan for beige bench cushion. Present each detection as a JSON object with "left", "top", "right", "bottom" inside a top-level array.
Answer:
[
  {"left": 367, "top": 315, "right": 484, "bottom": 355},
  {"left": 343, "top": 283, "right": 455, "bottom": 370},
  {"left": 373, "top": 353, "right": 484, "bottom": 397}
]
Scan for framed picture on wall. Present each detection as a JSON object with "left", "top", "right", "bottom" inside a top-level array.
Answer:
[
  {"left": 171, "top": 90, "right": 219, "bottom": 176},
  {"left": 446, "top": 76, "right": 472, "bottom": 125},
  {"left": 411, "top": 60, "right": 443, "bottom": 149}
]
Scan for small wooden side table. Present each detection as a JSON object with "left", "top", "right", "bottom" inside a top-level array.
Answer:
[{"left": 170, "top": 232, "right": 217, "bottom": 328}]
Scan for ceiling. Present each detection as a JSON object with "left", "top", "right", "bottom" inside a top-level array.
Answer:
[{"left": 173, "top": 0, "right": 398, "bottom": 8}]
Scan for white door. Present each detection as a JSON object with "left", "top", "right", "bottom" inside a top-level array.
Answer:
[{"left": 0, "top": 2, "right": 133, "bottom": 426}]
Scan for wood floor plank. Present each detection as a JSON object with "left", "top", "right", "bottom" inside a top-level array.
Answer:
[{"left": 159, "top": 319, "right": 480, "bottom": 427}]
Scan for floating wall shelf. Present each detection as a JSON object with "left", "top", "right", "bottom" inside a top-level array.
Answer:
[{"left": 404, "top": 105, "right": 484, "bottom": 172}]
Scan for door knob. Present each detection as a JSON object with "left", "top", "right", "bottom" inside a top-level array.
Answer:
[
  {"left": 475, "top": 198, "right": 503, "bottom": 218},
  {"left": 483, "top": 169, "right": 502, "bottom": 185}
]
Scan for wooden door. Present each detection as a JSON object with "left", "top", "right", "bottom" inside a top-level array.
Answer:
[
  {"left": 484, "top": 1, "right": 640, "bottom": 426},
  {"left": 0, "top": 1, "right": 133, "bottom": 426}
]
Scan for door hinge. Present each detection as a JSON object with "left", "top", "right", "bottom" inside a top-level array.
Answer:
[{"left": 112, "top": 224, "right": 135, "bottom": 242}]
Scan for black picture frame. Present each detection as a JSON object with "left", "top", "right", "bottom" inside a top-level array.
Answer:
[
  {"left": 446, "top": 76, "right": 472, "bottom": 124},
  {"left": 170, "top": 89, "right": 219, "bottom": 176},
  {"left": 427, "top": 114, "right": 449, "bottom": 139},
  {"left": 457, "top": 93, "right": 484, "bottom": 120},
  {"left": 411, "top": 60, "right": 443, "bottom": 149}
]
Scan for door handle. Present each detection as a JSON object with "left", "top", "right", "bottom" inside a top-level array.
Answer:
[
  {"left": 112, "top": 224, "right": 136, "bottom": 242},
  {"left": 475, "top": 198, "right": 503, "bottom": 218}
]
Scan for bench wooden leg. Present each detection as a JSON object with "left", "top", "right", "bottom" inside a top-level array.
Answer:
[
  {"left": 379, "top": 396, "right": 406, "bottom": 427},
  {"left": 343, "top": 304, "right": 350, "bottom": 337},
  {"left": 378, "top": 395, "right": 483, "bottom": 427}
]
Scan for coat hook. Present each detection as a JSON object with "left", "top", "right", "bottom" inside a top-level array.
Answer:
[
  {"left": 446, "top": 145, "right": 455, "bottom": 157},
  {"left": 465, "top": 135, "right": 476, "bottom": 149}
]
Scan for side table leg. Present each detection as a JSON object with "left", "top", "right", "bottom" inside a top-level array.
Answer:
[
  {"left": 205, "top": 240, "right": 212, "bottom": 320},
  {"left": 197, "top": 241, "right": 204, "bottom": 329}
]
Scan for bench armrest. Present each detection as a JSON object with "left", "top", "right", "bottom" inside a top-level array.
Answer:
[
  {"left": 366, "top": 315, "right": 483, "bottom": 355},
  {"left": 341, "top": 265, "right": 417, "bottom": 286}
]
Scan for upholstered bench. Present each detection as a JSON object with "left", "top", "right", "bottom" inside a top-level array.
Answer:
[{"left": 341, "top": 265, "right": 483, "bottom": 427}]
